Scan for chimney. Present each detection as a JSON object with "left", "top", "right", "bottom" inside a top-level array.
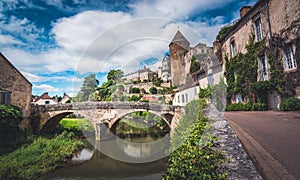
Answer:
[{"left": 239, "top": 6, "right": 251, "bottom": 18}]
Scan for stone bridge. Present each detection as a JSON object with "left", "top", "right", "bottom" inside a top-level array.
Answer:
[{"left": 31, "top": 102, "right": 184, "bottom": 140}]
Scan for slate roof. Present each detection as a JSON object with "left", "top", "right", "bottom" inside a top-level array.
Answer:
[{"left": 170, "top": 30, "right": 190, "bottom": 51}]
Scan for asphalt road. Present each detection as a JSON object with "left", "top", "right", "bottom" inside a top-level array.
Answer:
[{"left": 225, "top": 111, "right": 300, "bottom": 179}]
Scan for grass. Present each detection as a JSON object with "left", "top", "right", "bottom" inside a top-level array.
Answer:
[
  {"left": 58, "top": 118, "right": 94, "bottom": 132},
  {"left": 0, "top": 131, "right": 83, "bottom": 179}
]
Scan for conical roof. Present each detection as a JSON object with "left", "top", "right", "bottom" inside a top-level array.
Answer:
[{"left": 170, "top": 30, "right": 190, "bottom": 51}]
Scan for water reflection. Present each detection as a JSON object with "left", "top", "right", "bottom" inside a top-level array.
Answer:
[
  {"left": 72, "top": 148, "right": 94, "bottom": 163},
  {"left": 99, "top": 134, "right": 170, "bottom": 163},
  {"left": 45, "top": 136, "right": 168, "bottom": 179}
]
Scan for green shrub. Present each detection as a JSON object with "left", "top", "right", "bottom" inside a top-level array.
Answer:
[
  {"left": 225, "top": 103, "right": 247, "bottom": 111},
  {"left": 198, "top": 86, "right": 211, "bottom": 99},
  {"left": 281, "top": 97, "right": 300, "bottom": 111},
  {"left": 0, "top": 105, "right": 25, "bottom": 154},
  {"left": 0, "top": 131, "right": 82, "bottom": 179},
  {"left": 149, "top": 87, "right": 158, "bottom": 94},
  {"left": 163, "top": 100, "right": 226, "bottom": 179},
  {"left": 225, "top": 102, "right": 267, "bottom": 111},
  {"left": 252, "top": 102, "right": 267, "bottom": 111},
  {"left": 130, "top": 87, "right": 140, "bottom": 93}
]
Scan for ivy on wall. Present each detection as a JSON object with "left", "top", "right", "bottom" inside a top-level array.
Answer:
[
  {"left": 225, "top": 32, "right": 290, "bottom": 107},
  {"left": 225, "top": 34, "right": 264, "bottom": 103}
]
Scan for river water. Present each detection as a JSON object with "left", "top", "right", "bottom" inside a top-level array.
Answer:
[{"left": 45, "top": 135, "right": 170, "bottom": 180}]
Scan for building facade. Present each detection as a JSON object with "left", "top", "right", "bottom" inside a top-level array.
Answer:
[
  {"left": 169, "top": 31, "right": 190, "bottom": 87},
  {"left": 161, "top": 55, "right": 171, "bottom": 82},
  {"left": 173, "top": 85, "right": 199, "bottom": 106},
  {"left": 33, "top": 92, "right": 57, "bottom": 105},
  {"left": 0, "top": 53, "right": 32, "bottom": 117},
  {"left": 123, "top": 66, "right": 156, "bottom": 82},
  {"left": 214, "top": 0, "right": 300, "bottom": 109}
]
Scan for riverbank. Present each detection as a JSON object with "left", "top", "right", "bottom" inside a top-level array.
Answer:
[
  {"left": 163, "top": 100, "right": 227, "bottom": 179},
  {"left": 0, "top": 131, "right": 83, "bottom": 179}
]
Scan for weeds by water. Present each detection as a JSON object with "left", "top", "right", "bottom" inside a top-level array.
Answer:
[{"left": 0, "top": 131, "right": 83, "bottom": 179}]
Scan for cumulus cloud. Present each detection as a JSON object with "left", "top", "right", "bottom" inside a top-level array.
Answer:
[
  {"left": 0, "top": 16, "right": 44, "bottom": 43},
  {"left": 51, "top": 10, "right": 132, "bottom": 54},
  {"left": 0, "top": 33, "right": 24, "bottom": 45},
  {"left": 0, "top": 0, "right": 251, "bottom": 95},
  {"left": 33, "top": 84, "right": 61, "bottom": 93},
  {"left": 129, "top": 0, "right": 235, "bottom": 20}
]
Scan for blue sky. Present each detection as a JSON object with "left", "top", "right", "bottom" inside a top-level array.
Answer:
[{"left": 0, "top": 0, "right": 256, "bottom": 97}]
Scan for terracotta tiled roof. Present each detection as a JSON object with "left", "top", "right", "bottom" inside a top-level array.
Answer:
[{"left": 34, "top": 92, "right": 53, "bottom": 102}]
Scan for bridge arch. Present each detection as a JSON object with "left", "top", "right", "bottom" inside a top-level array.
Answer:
[
  {"left": 33, "top": 102, "right": 184, "bottom": 138},
  {"left": 40, "top": 112, "right": 73, "bottom": 133},
  {"left": 40, "top": 111, "right": 96, "bottom": 134},
  {"left": 108, "top": 109, "right": 173, "bottom": 133}
]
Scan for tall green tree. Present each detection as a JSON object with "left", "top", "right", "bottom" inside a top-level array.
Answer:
[
  {"left": 107, "top": 69, "right": 124, "bottom": 81},
  {"left": 76, "top": 74, "right": 99, "bottom": 102}
]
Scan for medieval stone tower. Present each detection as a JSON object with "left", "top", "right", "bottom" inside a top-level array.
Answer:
[{"left": 169, "top": 30, "right": 190, "bottom": 87}]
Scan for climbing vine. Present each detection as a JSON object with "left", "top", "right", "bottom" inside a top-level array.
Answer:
[
  {"left": 225, "top": 34, "right": 263, "bottom": 104},
  {"left": 225, "top": 32, "right": 295, "bottom": 108}
]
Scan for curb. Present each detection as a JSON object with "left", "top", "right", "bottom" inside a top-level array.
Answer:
[{"left": 228, "top": 119, "right": 296, "bottom": 180}]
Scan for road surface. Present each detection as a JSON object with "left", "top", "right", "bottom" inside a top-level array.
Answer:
[{"left": 225, "top": 111, "right": 300, "bottom": 179}]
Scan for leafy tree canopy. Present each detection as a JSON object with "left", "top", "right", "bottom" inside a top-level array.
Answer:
[
  {"left": 76, "top": 74, "right": 99, "bottom": 102},
  {"left": 107, "top": 69, "right": 124, "bottom": 82}
]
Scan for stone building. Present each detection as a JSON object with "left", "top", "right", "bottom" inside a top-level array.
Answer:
[
  {"left": 184, "top": 43, "right": 213, "bottom": 76},
  {"left": 169, "top": 30, "right": 214, "bottom": 88},
  {"left": 169, "top": 30, "right": 190, "bottom": 87},
  {"left": 60, "top": 92, "right": 72, "bottom": 104},
  {"left": 0, "top": 53, "right": 32, "bottom": 117},
  {"left": 33, "top": 92, "right": 57, "bottom": 105},
  {"left": 213, "top": 0, "right": 300, "bottom": 109},
  {"left": 161, "top": 55, "right": 171, "bottom": 82},
  {"left": 123, "top": 66, "right": 156, "bottom": 82},
  {"left": 197, "top": 54, "right": 224, "bottom": 89}
]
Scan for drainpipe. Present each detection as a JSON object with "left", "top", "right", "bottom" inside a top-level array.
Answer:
[{"left": 266, "top": 0, "right": 273, "bottom": 47}]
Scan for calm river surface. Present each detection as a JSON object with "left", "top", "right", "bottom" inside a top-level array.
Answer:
[{"left": 44, "top": 135, "right": 170, "bottom": 180}]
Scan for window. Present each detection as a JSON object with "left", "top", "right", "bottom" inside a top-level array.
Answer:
[
  {"left": 230, "top": 40, "right": 236, "bottom": 57},
  {"left": 254, "top": 17, "right": 264, "bottom": 41},
  {"left": 236, "top": 94, "right": 243, "bottom": 103},
  {"left": 208, "top": 74, "right": 213, "bottom": 86},
  {"left": 45, "top": 101, "right": 50, "bottom": 105},
  {"left": 182, "top": 95, "right": 185, "bottom": 103},
  {"left": 194, "top": 88, "right": 198, "bottom": 95},
  {"left": 185, "top": 94, "right": 188, "bottom": 103},
  {"left": 177, "top": 95, "right": 180, "bottom": 103},
  {"left": 258, "top": 55, "right": 269, "bottom": 81},
  {"left": 282, "top": 44, "right": 297, "bottom": 71},
  {"left": 0, "top": 91, "right": 11, "bottom": 105}
]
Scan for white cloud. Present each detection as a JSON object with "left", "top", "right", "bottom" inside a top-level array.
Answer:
[
  {"left": 0, "top": 33, "right": 24, "bottom": 45},
  {"left": 33, "top": 84, "right": 61, "bottom": 93},
  {"left": 20, "top": 71, "right": 83, "bottom": 84},
  {"left": 1, "top": 48, "right": 77, "bottom": 73},
  {"left": 129, "top": 0, "right": 235, "bottom": 20},
  {"left": 0, "top": 0, "right": 245, "bottom": 96},
  {"left": 0, "top": 16, "right": 44, "bottom": 43},
  {"left": 51, "top": 10, "right": 132, "bottom": 55}
]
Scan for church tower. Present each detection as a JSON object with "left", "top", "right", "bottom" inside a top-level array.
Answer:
[{"left": 169, "top": 30, "right": 190, "bottom": 87}]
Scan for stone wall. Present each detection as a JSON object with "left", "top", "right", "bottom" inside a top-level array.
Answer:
[
  {"left": 214, "top": 0, "right": 300, "bottom": 105},
  {"left": 0, "top": 53, "right": 32, "bottom": 117},
  {"left": 169, "top": 43, "right": 188, "bottom": 87}
]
